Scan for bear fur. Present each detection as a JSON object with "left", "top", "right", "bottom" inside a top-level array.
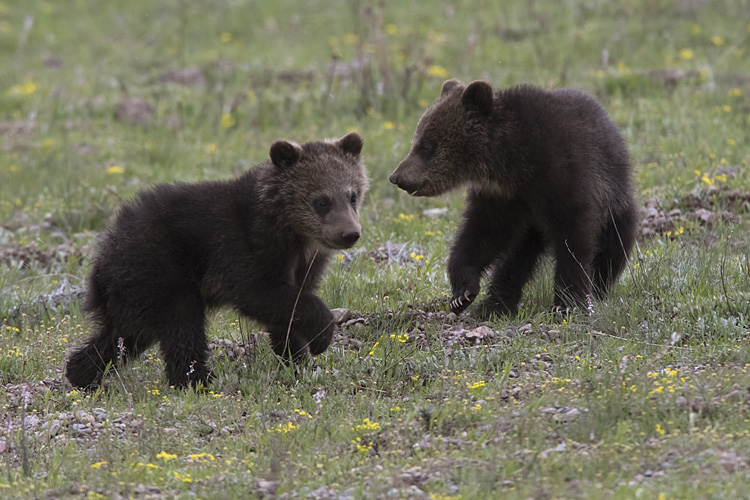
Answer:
[
  {"left": 67, "top": 133, "right": 369, "bottom": 389},
  {"left": 390, "top": 79, "right": 638, "bottom": 316}
]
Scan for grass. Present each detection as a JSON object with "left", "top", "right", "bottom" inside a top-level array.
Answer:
[{"left": 2, "top": 0, "right": 750, "bottom": 498}]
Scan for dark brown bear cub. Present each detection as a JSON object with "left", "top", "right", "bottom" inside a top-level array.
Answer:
[
  {"left": 390, "top": 79, "right": 637, "bottom": 317},
  {"left": 67, "top": 133, "right": 369, "bottom": 389}
]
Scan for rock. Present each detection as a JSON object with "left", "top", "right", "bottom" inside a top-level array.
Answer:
[
  {"left": 694, "top": 208, "right": 715, "bottom": 224},
  {"left": 331, "top": 308, "right": 351, "bottom": 324},
  {"left": 252, "top": 478, "right": 279, "bottom": 497},
  {"left": 644, "top": 207, "right": 659, "bottom": 219},
  {"left": 422, "top": 207, "right": 448, "bottom": 218},
  {"left": 542, "top": 406, "right": 583, "bottom": 423},
  {"left": 517, "top": 323, "right": 533, "bottom": 335},
  {"left": 24, "top": 416, "right": 41, "bottom": 429},
  {"left": 71, "top": 424, "right": 92, "bottom": 436},
  {"left": 465, "top": 326, "right": 494, "bottom": 340}
]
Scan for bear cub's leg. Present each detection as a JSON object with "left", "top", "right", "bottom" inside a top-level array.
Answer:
[
  {"left": 65, "top": 325, "right": 120, "bottom": 390},
  {"left": 551, "top": 223, "right": 597, "bottom": 311},
  {"left": 245, "top": 290, "right": 335, "bottom": 364},
  {"left": 66, "top": 324, "right": 157, "bottom": 389},
  {"left": 157, "top": 295, "right": 211, "bottom": 388},
  {"left": 591, "top": 206, "right": 638, "bottom": 299},
  {"left": 480, "top": 228, "right": 546, "bottom": 316},
  {"left": 448, "top": 195, "right": 532, "bottom": 316}
]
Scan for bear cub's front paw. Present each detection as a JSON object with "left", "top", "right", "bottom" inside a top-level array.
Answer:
[{"left": 449, "top": 288, "right": 478, "bottom": 314}]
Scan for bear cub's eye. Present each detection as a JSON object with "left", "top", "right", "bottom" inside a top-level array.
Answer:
[
  {"left": 418, "top": 139, "right": 436, "bottom": 156},
  {"left": 350, "top": 192, "right": 358, "bottom": 207},
  {"left": 313, "top": 196, "right": 332, "bottom": 215}
]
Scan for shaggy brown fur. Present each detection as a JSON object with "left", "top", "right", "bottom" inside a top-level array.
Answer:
[
  {"left": 67, "top": 133, "right": 369, "bottom": 389},
  {"left": 390, "top": 79, "right": 638, "bottom": 317}
]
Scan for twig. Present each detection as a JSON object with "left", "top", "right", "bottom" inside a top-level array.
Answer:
[
  {"left": 282, "top": 250, "right": 319, "bottom": 363},
  {"left": 720, "top": 229, "right": 732, "bottom": 310}
]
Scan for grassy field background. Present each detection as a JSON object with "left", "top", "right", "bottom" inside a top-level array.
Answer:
[{"left": 2, "top": 0, "right": 750, "bottom": 498}]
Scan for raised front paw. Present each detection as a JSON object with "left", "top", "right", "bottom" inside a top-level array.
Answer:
[{"left": 449, "top": 288, "right": 478, "bottom": 314}]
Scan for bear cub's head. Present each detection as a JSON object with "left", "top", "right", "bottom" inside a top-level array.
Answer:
[
  {"left": 390, "top": 79, "right": 495, "bottom": 197},
  {"left": 268, "top": 132, "right": 369, "bottom": 250}
]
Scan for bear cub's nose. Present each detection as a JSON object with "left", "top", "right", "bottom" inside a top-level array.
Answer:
[
  {"left": 388, "top": 172, "right": 399, "bottom": 185},
  {"left": 341, "top": 230, "right": 361, "bottom": 245}
]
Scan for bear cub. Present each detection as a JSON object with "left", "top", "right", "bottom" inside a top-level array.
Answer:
[
  {"left": 67, "top": 133, "right": 369, "bottom": 389},
  {"left": 390, "top": 79, "right": 638, "bottom": 317}
]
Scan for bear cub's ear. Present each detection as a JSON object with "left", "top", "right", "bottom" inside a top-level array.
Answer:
[
  {"left": 462, "top": 80, "right": 494, "bottom": 115},
  {"left": 337, "top": 132, "right": 363, "bottom": 157},
  {"left": 270, "top": 140, "right": 303, "bottom": 169},
  {"left": 441, "top": 78, "right": 463, "bottom": 96}
]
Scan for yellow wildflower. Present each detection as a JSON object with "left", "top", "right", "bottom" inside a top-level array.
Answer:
[
  {"left": 8, "top": 79, "right": 38, "bottom": 96},
  {"left": 427, "top": 65, "right": 449, "bottom": 78},
  {"left": 220, "top": 112, "right": 236, "bottom": 128},
  {"left": 678, "top": 48, "right": 693, "bottom": 60}
]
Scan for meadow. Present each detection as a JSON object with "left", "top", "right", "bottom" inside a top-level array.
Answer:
[{"left": 1, "top": 0, "right": 750, "bottom": 498}]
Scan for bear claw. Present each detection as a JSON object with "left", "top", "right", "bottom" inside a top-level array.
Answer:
[{"left": 449, "top": 290, "right": 475, "bottom": 314}]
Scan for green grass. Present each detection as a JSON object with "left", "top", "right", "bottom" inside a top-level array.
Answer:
[{"left": 2, "top": 0, "right": 750, "bottom": 498}]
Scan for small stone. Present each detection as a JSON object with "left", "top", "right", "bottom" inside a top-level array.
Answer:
[
  {"left": 48, "top": 420, "right": 61, "bottom": 437},
  {"left": 71, "top": 424, "right": 92, "bottom": 436},
  {"left": 422, "top": 207, "right": 448, "bottom": 218},
  {"left": 644, "top": 207, "right": 659, "bottom": 219},
  {"left": 466, "top": 326, "right": 493, "bottom": 340},
  {"left": 331, "top": 308, "right": 351, "bottom": 324},
  {"left": 517, "top": 323, "right": 533, "bottom": 335},
  {"left": 75, "top": 412, "right": 95, "bottom": 425},
  {"left": 24, "top": 416, "right": 41, "bottom": 428},
  {"left": 553, "top": 407, "right": 581, "bottom": 422}
]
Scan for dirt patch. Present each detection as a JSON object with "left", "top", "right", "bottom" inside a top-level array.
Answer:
[
  {"left": 114, "top": 97, "right": 153, "bottom": 126},
  {"left": 0, "top": 242, "right": 94, "bottom": 270},
  {"left": 157, "top": 67, "right": 206, "bottom": 86},
  {"left": 208, "top": 337, "right": 259, "bottom": 363},
  {"left": 0, "top": 120, "right": 34, "bottom": 136},
  {"left": 640, "top": 184, "right": 747, "bottom": 238},
  {"left": 338, "top": 301, "right": 562, "bottom": 353},
  {"left": 5, "top": 279, "right": 86, "bottom": 323}
]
